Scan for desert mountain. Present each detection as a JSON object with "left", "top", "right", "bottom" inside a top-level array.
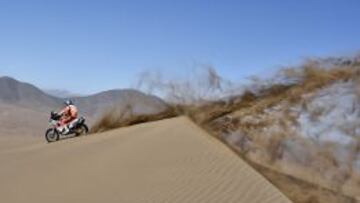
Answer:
[
  {"left": 72, "top": 89, "right": 168, "bottom": 117},
  {"left": 44, "top": 89, "right": 82, "bottom": 98},
  {"left": 0, "top": 76, "right": 168, "bottom": 136},
  {"left": 0, "top": 76, "right": 61, "bottom": 110}
]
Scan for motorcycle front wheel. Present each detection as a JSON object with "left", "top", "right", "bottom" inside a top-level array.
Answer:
[{"left": 45, "top": 128, "right": 59, "bottom": 143}]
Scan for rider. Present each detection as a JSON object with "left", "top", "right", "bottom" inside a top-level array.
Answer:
[{"left": 58, "top": 100, "right": 78, "bottom": 134}]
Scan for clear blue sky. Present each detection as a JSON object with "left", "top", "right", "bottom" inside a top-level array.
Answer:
[{"left": 0, "top": 0, "right": 359, "bottom": 94}]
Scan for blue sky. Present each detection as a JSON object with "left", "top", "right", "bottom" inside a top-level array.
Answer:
[{"left": 0, "top": 0, "right": 359, "bottom": 94}]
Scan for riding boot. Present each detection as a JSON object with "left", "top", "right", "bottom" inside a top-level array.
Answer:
[{"left": 63, "top": 125, "right": 70, "bottom": 135}]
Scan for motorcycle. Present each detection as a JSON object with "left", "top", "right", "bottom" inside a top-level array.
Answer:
[{"left": 45, "top": 111, "right": 89, "bottom": 143}]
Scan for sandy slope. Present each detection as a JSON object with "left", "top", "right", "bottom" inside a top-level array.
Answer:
[
  {"left": 0, "top": 103, "right": 49, "bottom": 137},
  {"left": 0, "top": 117, "right": 291, "bottom": 203}
]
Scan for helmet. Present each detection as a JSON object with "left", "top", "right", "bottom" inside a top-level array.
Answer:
[{"left": 64, "top": 99, "right": 73, "bottom": 106}]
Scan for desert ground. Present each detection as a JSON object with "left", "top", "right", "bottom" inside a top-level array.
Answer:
[{"left": 0, "top": 117, "right": 291, "bottom": 203}]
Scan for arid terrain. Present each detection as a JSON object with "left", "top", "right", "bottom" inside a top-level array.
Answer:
[
  {"left": 0, "top": 76, "right": 168, "bottom": 136},
  {"left": 1, "top": 55, "right": 360, "bottom": 203},
  {"left": 87, "top": 55, "right": 360, "bottom": 203},
  {"left": 0, "top": 117, "right": 291, "bottom": 203}
]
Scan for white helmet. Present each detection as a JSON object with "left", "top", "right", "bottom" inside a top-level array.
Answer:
[{"left": 64, "top": 99, "right": 73, "bottom": 106}]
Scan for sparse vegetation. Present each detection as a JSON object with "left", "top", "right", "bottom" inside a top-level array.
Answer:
[
  {"left": 92, "top": 54, "right": 360, "bottom": 203},
  {"left": 91, "top": 104, "right": 177, "bottom": 133}
]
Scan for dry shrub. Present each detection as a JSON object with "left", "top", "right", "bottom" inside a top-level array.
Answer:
[
  {"left": 90, "top": 67, "right": 228, "bottom": 133},
  {"left": 354, "top": 76, "right": 360, "bottom": 102},
  {"left": 249, "top": 130, "right": 288, "bottom": 164},
  {"left": 199, "top": 56, "right": 360, "bottom": 202},
  {"left": 91, "top": 104, "right": 133, "bottom": 133},
  {"left": 250, "top": 160, "right": 358, "bottom": 203},
  {"left": 267, "top": 132, "right": 287, "bottom": 163},
  {"left": 137, "top": 66, "right": 233, "bottom": 105},
  {"left": 199, "top": 57, "right": 360, "bottom": 201},
  {"left": 91, "top": 105, "right": 177, "bottom": 133},
  {"left": 90, "top": 55, "right": 360, "bottom": 202},
  {"left": 193, "top": 56, "right": 358, "bottom": 128},
  {"left": 280, "top": 59, "right": 355, "bottom": 105}
]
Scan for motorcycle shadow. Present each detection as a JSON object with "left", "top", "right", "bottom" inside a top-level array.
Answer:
[{"left": 48, "top": 134, "right": 87, "bottom": 143}]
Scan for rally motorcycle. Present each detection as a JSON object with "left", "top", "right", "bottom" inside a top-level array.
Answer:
[{"left": 45, "top": 111, "right": 89, "bottom": 143}]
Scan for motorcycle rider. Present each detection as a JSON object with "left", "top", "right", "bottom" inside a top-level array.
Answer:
[{"left": 58, "top": 100, "right": 78, "bottom": 134}]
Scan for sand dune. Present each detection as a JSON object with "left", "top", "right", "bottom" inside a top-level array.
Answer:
[{"left": 0, "top": 117, "right": 291, "bottom": 203}]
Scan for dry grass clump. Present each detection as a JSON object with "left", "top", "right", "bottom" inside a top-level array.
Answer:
[
  {"left": 199, "top": 56, "right": 360, "bottom": 202},
  {"left": 187, "top": 57, "right": 358, "bottom": 128},
  {"left": 252, "top": 161, "right": 358, "bottom": 203},
  {"left": 284, "top": 63, "right": 354, "bottom": 103},
  {"left": 136, "top": 66, "right": 233, "bottom": 105},
  {"left": 91, "top": 105, "right": 177, "bottom": 133},
  {"left": 92, "top": 55, "right": 359, "bottom": 133},
  {"left": 91, "top": 55, "right": 360, "bottom": 203},
  {"left": 90, "top": 67, "right": 234, "bottom": 133}
]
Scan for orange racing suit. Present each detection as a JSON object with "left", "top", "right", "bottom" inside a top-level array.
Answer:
[{"left": 59, "top": 105, "right": 78, "bottom": 127}]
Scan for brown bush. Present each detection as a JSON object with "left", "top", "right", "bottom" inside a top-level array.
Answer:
[
  {"left": 91, "top": 55, "right": 360, "bottom": 202},
  {"left": 91, "top": 106, "right": 177, "bottom": 133}
]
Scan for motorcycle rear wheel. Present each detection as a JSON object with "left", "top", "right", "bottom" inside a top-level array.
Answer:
[
  {"left": 75, "top": 124, "right": 89, "bottom": 136},
  {"left": 45, "top": 128, "right": 59, "bottom": 143}
]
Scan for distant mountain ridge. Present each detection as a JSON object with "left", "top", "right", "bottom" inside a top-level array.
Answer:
[
  {"left": 44, "top": 89, "right": 83, "bottom": 98},
  {"left": 0, "top": 76, "right": 167, "bottom": 115},
  {"left": 0, "top": 76, "right": 168, "bottom": 136},
  {"left": 0, "top": 76, "right": 60, "bottom": 110},
  {"left": 73, "top": 89, "right": 167, "bottom": 116}
]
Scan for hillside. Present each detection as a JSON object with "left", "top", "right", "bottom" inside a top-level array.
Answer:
[
  {"left": 89, "top": 55, "right": 360, "bottom": 202},
  {"left": 0, "top": 76, "right": 61, "bottom": 110},
  {"left": 73, "top": 89, "right": 168, "bottom": 117},
  {"left": 198, "top": 57, "right": 360, "bottom": 202},
  {"left": 0, "top": 103, "right": 48, "bottom": 137},
  {"left": 0, "top": 76, "right": 167, "bottom": 136},
  {"left": 44, "top": 89, "right": 82, "bottom": 98},
  {"left": 216, "top": 80, "right": 360, "bottom": 201},
  {"left": 1, "top": 55, "right": 359, "bottom": 202},
  {"left": 0, "top": 117, "right": 291, "bottom": 203}
]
